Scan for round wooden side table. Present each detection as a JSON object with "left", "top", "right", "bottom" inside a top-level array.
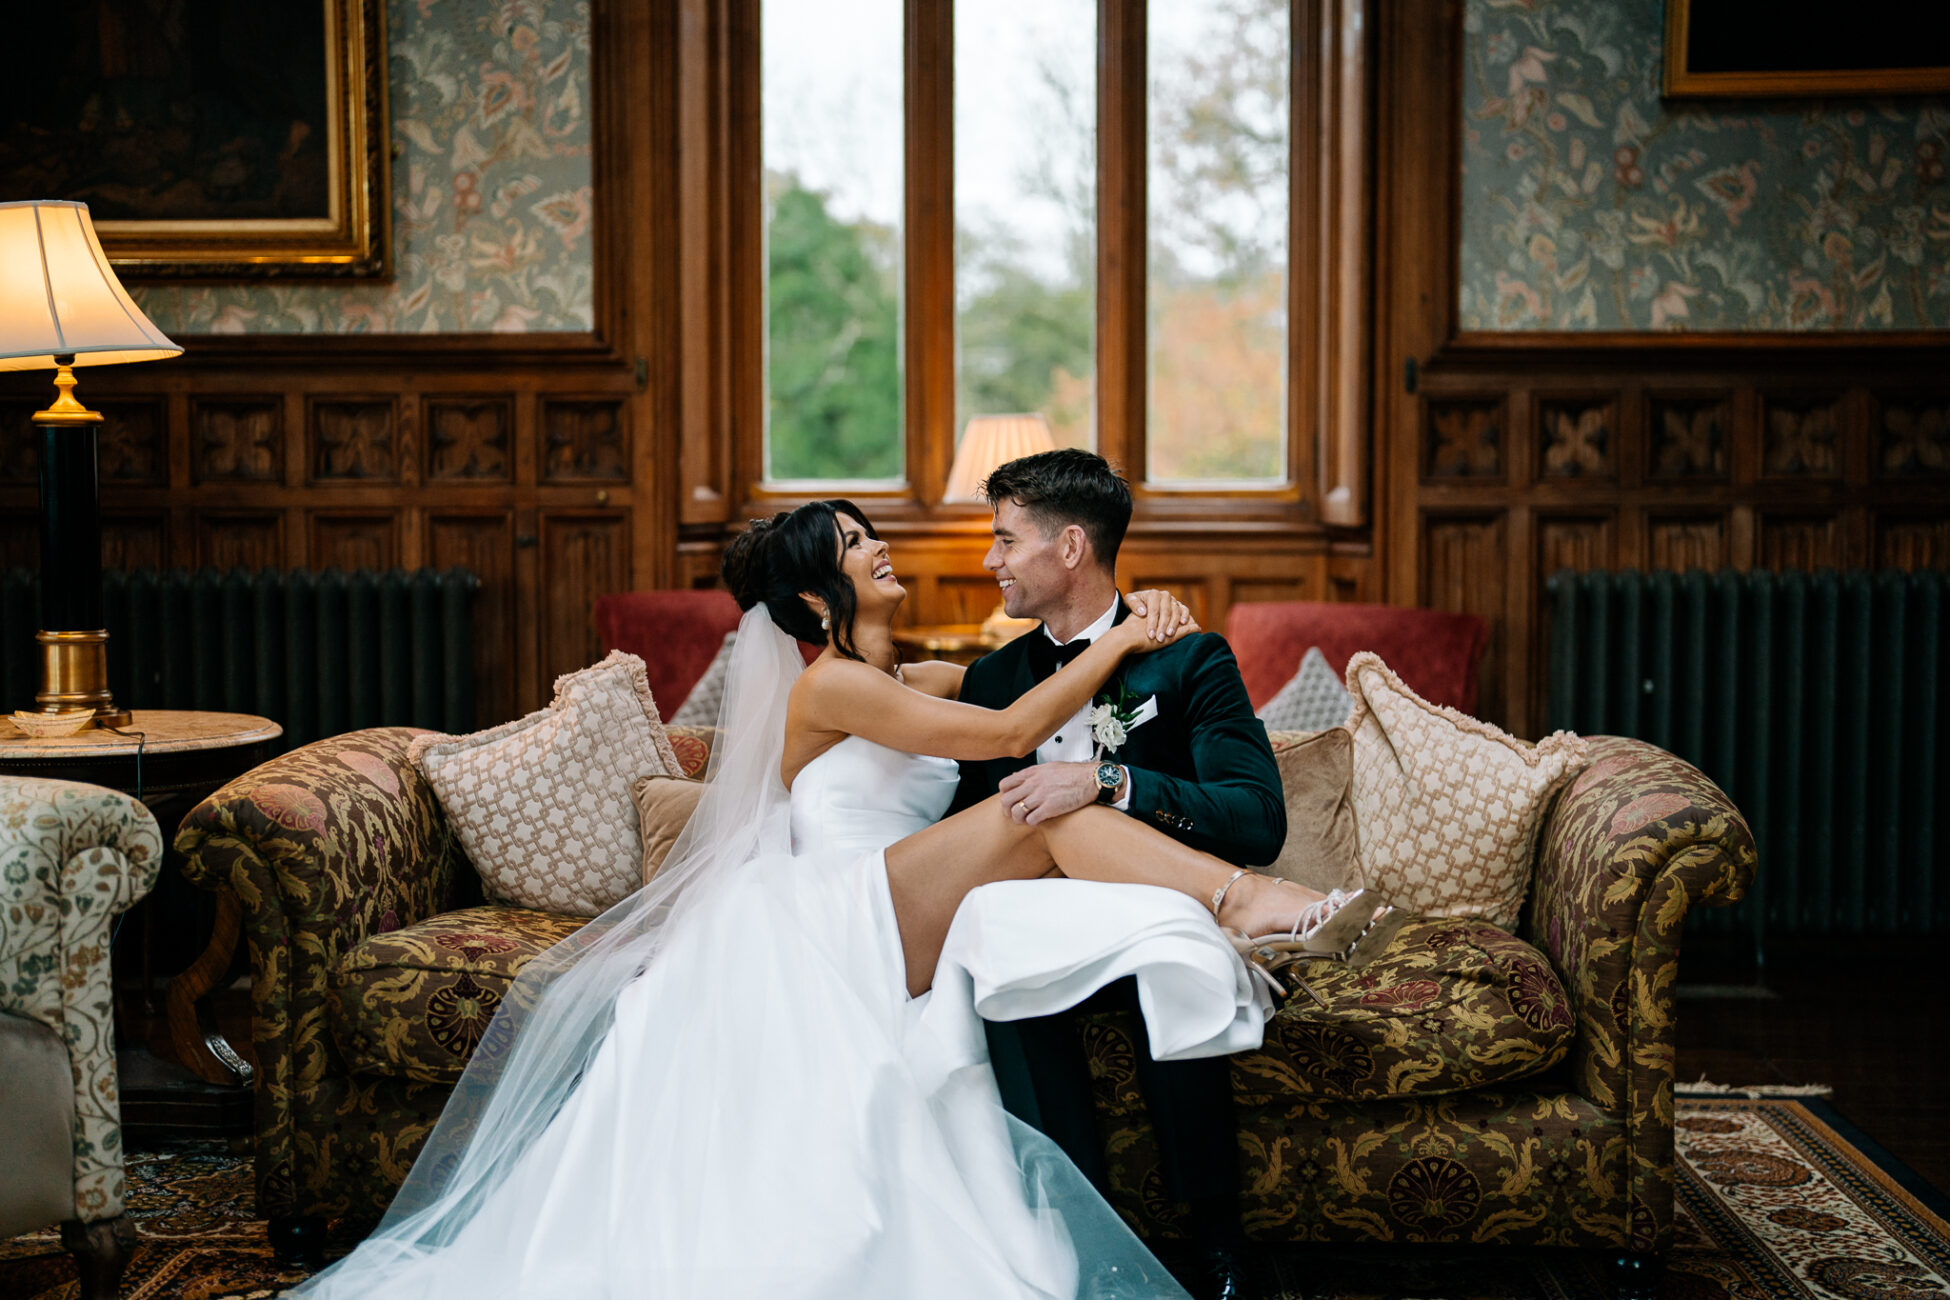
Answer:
[{"left": 0, "top": 710, "right": 281, "bottom": 1093}]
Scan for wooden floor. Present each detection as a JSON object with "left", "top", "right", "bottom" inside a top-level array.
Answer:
[{"left": 1676, "top": 937, "right": 1949, "bottom": 1193}]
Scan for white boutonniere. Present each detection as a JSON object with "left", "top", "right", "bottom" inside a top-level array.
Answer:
[{"left": 1088, "top": 683, "right": 1159, "bottom": 758}]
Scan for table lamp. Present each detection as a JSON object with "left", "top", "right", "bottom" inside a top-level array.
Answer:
[
  {"left": 0, "top": 201, "right": 182, "bottom": 729},
  {"left": 946, "top": 413, "right": 1057, "bottom": 639}
]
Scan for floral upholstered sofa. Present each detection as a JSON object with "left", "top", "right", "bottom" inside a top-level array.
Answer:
[{"left": 175, "top": 724, "right": 1752, "bottom": 1277}]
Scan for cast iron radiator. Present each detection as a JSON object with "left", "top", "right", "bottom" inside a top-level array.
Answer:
[
  {"left": 1546, "top": 568, "right": 1947, "bottom": 940},
  {"left": 0, "top": 567, "right": 479, "bottom": 754}
]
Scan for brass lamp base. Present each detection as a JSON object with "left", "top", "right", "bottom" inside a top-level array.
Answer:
[{"left": 33, "top": 630, "right": 131, "bottom": 729}]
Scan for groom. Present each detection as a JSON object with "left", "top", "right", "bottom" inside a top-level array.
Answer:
[{"left": 948, "top": 449, "right": 1284, "bottom": 1300}]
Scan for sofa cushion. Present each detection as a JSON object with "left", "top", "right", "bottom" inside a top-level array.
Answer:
[
  {"left": 329, "top": 906, "right": 589, "bottom": 1083},
  {"left": 1084, "top": 915, "right": 1573, "bottom": 1106},
  {"left": 1263, "top": 729, "right": 1360, "bottom": 895}
]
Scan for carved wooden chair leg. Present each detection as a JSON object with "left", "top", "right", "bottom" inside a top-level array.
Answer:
[
  {"left": 60, "top": 1216, "right": 136, "bottom": 1300},
  {"left": 269, "top": 1214, "right": 328, "bottom": 1270}
]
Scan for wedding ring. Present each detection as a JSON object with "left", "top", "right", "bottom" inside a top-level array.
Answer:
[{"left": 1015, "top": 800, "right": 1029, "bottom": 815}]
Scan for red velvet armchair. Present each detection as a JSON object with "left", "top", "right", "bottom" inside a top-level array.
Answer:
[{"left": 1224, "top": 600, "right": 1489, "bottom": 715}]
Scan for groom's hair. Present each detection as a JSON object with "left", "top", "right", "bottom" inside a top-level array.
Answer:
[
  {"left": 982, "top": 450, "right": 1131, "bottom": 572},
  {"left": 721, "top": 498, "right": 880, "bottom": 662}
]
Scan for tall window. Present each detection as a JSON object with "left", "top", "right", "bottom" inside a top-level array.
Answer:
[
  {"left": 745, "top": 0, "right": 1326, "bottom": 502},
  {"left": 1146, "top": 0, "right": 1290, "bottom": 484},
  {"left": 953, "top": 0, "right": 1097, "bottom": 452},
  {"left": 761, "top": 0, "right": 905, "bottom": 483}
]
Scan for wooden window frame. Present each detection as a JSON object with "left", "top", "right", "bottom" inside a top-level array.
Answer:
[{"left": 678, "top": 0, "right": 1373, "bottom": 537}]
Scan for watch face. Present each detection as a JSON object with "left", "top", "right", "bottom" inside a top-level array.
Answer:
[{"left": 1097, "top": 762, "right": 1121, "bottom": 789}]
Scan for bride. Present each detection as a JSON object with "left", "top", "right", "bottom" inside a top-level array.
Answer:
[{"left": 292, "top": 499, "right": 1384, "bottom": 1299}]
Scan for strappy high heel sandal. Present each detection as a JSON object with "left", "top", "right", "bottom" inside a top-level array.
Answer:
[{"left": 1210, "top": 871, "right": 1403, "bottom": 1007}]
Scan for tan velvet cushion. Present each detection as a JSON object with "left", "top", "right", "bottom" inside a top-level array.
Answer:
[
  {"left": 1344, "top": 652, "right": 1586, "bottom": 930},
  {"left": 1264, "top": 729, "right": 1360, "bottom": 895},
  {"left": 633, "top": 775, "right": 705, "bottom": 885},
  {"left": 409, "top": 651, "right": 685, "bottom": 917}
]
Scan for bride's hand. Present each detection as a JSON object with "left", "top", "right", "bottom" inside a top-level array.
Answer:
[{"left": 1119, "top": 589, "right": 1199, "bottom": 652}]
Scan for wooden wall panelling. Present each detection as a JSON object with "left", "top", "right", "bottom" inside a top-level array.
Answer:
[
  {"left": 538, "top": 511, "right": 631, "bottom": 692},
  {"left": 425, "top": 396, "right": 515, "bottom": 483},
  {"left": 429, "top": 511, "right": 519, "bottom": 731},
  {"left": 190, "top": 397, "right": 284, "bottom": 485},
  {"left": 1421, "top": 512, "right": 1509, "bottom": 726},
  {"left": 310, "top": 513, "right": 401, "bottom": 571},
  {"left": 103, "top": 514, "right": 170, "bottom": 572},
  {"left": 1877, "top": 516, "right": 1950, "bottom": 570},
  {"left": 195, "top": 513, "right": 285, "bottom": 572},
  {"left": 308, "top": 396, "right": 401, "bottom": 483}
]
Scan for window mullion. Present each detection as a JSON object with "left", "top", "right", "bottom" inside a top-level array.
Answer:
[
  {"left": 1097, "top": 0, "right": 1147, "bottom": 485},
  {"left": 906, "top": 0, "right": 955, "bottom": 507}
]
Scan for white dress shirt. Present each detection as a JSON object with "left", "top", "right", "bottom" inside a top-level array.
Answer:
[{"left": 1035, "top": 597, "right": 1132, "bottom": 809}]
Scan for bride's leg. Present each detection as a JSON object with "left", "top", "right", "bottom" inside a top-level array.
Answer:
[{"left": 884, "top": 798, "right": 1327, "bottom": 996}]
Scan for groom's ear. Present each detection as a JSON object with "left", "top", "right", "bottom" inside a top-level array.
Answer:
[{"left": 1060, "top": 523, "right": 1091, "bottom": 570}]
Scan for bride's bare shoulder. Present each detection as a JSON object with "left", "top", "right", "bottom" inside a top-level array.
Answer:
[{"left": 899, "top": 660, "right": 964, "bottom": 700}]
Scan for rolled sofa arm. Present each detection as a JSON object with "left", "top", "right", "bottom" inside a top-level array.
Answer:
[
  {"left": 173, "top": 727, "right": 467, "bottom": 1218},
  {"left": 0, "top": 776, "right": 163, "bottom": 1222},
  {"left": 1522, "top": 735, "right": 1756, "bottom": 1252}
]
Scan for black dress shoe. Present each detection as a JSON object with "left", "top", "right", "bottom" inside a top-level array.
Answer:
[{"left": 1193, "top": 1246, "right": 1249, "bottom": 1300}]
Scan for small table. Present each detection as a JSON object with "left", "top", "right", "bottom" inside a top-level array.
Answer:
[
  {"left": 893, "top": 622, "right": 1027, "bottom": 666},
  {"left": 0, "top": 710, "right": 281, "bottom": 1094}
]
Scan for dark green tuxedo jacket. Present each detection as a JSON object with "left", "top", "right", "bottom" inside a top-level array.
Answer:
[{"left": 947, "top": 601, "right": 1286, "bottom": 867}]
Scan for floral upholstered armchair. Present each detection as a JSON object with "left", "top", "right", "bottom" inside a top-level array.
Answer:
[
  {"left": 0, "top": 775, "right": 163, "bottom": 1299},
  {"left": 177, "top": 726, "right": 1750, "bottom": 1289}
]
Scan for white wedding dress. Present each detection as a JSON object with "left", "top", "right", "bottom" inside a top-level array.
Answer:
[{"left": 293, "top": 609, "right": 1269, "bottom": 1300}]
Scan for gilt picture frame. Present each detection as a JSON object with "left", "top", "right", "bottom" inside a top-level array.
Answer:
[
  {"left": 1664, "top": 0, "right": 1950, "bottom": 98},
  {"left": 0, "top": 0, "right": 391, "bottom": 279}
]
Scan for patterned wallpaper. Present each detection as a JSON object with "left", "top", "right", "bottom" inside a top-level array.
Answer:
[
  {"left": 1459, "top": 0, "right": 1950, "bottom": 331},
  {"left": 131, "top": 0, "right": 595, "bottom": 336}
]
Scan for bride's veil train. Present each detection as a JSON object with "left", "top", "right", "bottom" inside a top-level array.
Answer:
[{"left": 292, "top": 603, "right": 1191, "bottom": 1298}]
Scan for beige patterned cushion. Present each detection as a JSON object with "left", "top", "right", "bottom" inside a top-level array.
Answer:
[
  {"left": 1344, "top": 651, "right": 1586, "bottom": 930},
  {"left": 409, "top": 651, "right": 684, "bottom": 916}
]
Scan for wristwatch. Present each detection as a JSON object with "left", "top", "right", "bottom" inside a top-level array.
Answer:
[{"left": 1094, "top": 761, "right": 1125, "bottom": 805}]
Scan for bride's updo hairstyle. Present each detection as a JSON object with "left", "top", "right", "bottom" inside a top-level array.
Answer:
[{"left": 721, "top": 499, "right": 881, "bottom": 662}]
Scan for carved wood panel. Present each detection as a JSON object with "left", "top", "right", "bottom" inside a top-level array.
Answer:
[
  {"left": 430, "top": 512, "right": 519, "bottom": 726},
  {"left": 426, "top": 397, "right": 514, "bottom": 482},
  {"left": 102, "top": 514, "right": 169, "bottom": 572},
  {"left": 0, "top": 399, "right": 165, "bottom": 485},
  {"left": 539, "top": 512, "right": 630, "bottom": 689},
  {"left": 1649, "top": 515, "right": 1727, "bottom": 573},
  {"left": 1758, "top": 514, "right": 1845, "bottom": 571},
  {"left": 195, "top": 513, "right": 285, "bottom": 571},
  {"left": 1875, "top": 395, "right": 1949, "bottom": 477},
  {"left": 1647, "top": 396, "right": 1730, "bottom": 480},
  {"left": 1423, "top": 398, "right": 1504, "bottom": 479},
  {"left": 310, "top": 514, "right": 401, "bottom": 570},
  {"left": 1877, "top": 517, "right": 1950, "bottom": 570},
  {"left": 1760, "top": 394, "right": 1844, "bottom": 479},
  {"left": 192, "top": 398, "right": 285, "bottom": 484},
  {"left": 1421, "top": 512, "right": 1508, "bottom": 726},
  {"left": 542, "top": 399, "right": 630, "bottom": 482},
  {"left": 310, "top": 398, "right": 400, "bottom": 483},
  {"left": 1538, "top": 398, "right": 1617, "bottom": 481}
]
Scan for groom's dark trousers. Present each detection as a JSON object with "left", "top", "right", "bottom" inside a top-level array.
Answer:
[{"left": 947, "top": 602, "right": 1286, "bottom": 1225}]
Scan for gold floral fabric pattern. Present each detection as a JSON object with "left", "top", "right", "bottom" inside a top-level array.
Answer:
[
  {"left": 409, "top": 651, "right": 684, "bottom": 918},
  {"left": 0, "top": 777, "right": 162, "bottom": 1223},
  {"left": 1522, "top": 735, "right": 1757, "bottom": 1253},
  {"left": 1219, "top": 915, "right": 1573, "bottom": 1105},
  {"left": 330, "top": 906, "right": 588, "bottom": 1083},
  {"left": 175, "top": 727, "right": 470, "bottom": 1224},
  {"left": 1345, "top": 652, "right": 1587, "bottom": 929}
]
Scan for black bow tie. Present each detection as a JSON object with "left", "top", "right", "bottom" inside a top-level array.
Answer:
[{"left": 1027, "top": 634, "right": 1091, "bottom": 680}]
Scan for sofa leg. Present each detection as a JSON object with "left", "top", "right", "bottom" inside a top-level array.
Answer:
[
  {"left": 269, "top": 1214, "right": 328, "bottom": 1271},
  {"left": 60, "top": 1216, "right": 136, "bottom": 1300},
  {"left": 1607, "top": 1251, "right": 1661, "bottom": 1300}
]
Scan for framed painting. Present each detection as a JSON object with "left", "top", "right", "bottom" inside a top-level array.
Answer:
[
  {"left": 1665, "top": 0, "right": 1950, "bottom": 97},
  {"left": 0, "top": 0, "right": 390, "bottom": 279}
]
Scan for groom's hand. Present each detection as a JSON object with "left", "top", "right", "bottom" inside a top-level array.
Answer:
[{"left": 1000, "top": 762, "right": 1102, "bottom": 825}]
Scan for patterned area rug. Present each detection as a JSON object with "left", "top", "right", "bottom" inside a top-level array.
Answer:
[{"left": 2, "top": 1101, "right": 1943, "bottom": 1299}]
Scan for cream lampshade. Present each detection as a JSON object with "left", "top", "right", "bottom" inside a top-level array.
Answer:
[
  {"left": 944, "top": 413, "right": 1057, "bottom": 503},
  {"left": 0, "top": 201, "right": 182, "bottom": 728}
]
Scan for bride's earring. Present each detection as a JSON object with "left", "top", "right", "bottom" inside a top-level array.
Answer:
[{"left": 820, "top": 613, "right": 830, "bottom": 631}]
